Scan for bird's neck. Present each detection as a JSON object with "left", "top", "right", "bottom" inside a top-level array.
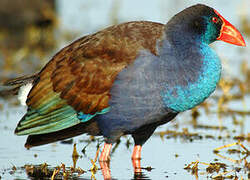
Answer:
[
  {"left": 159, "top": 37, "right": 222, "bottom": 112},
  {"left": 164, "top": 17, "right": 205, "bottom": 46}
]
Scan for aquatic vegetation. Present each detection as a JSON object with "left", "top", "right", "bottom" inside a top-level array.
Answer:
[{"left": 184, "top": 142, "right": 249, "bottom": 179}]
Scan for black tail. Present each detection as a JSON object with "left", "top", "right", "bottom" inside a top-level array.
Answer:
[
  {"left": 25, "top": 120, "right": 101, "bottom": 148},
  {"left": 0, "top": 74, "right": 38, "bottom": 97}
]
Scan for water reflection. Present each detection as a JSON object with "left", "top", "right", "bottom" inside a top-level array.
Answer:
[
  {"left": 100, "top": 161, "right": 111, "bottom": 179},
  {"left": 99, "top": 159, "right": 151, "bottom": 180}
]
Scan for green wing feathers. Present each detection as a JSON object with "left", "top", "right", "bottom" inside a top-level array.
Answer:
[
  {"left": 14, "top": 70, "right": 82, "bottom": 135},
  {"left": 15, "top": 93, "right": 81, "bottom": 135}
]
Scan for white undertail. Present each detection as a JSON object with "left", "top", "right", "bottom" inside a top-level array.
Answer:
[{"left": 18, "top": 83, "right": 33, "bottom": 106}]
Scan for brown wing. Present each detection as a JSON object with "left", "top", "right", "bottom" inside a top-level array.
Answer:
[{"left": 27, "top": 21, "right": 165, "bottom": 115}]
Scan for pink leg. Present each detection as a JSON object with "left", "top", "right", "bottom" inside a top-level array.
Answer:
[
  {"left": 99, "top": 143, "right": 112, "bottom": 180},
  {"left": 131, "top": 145, "right": 142, "bottom": 173},
  {"left": 131, "top": 145, "right": 142, "bottom": 160},
  {"left": 99, "top": 143, "right": 112, "bottom": 162}
]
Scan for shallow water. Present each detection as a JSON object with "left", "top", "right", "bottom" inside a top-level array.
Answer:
[
  {"left": 0, "top": 95, "right": 249, "bottom": 179},
  {"left": 0, "top": 0, "right": 250, "bottom": 179}
]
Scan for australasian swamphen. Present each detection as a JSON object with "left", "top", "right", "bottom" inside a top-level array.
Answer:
[{"left": 9, "top": 3, "right": 245, "bottom": 170}]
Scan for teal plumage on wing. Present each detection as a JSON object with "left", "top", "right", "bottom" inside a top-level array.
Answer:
[{"left": 15, "top": 92, "right": 110, "bottom": 135}]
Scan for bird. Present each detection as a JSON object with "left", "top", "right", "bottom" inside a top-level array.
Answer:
[{"left": 6, "top": 3, "right": 245, "bottom": 171}]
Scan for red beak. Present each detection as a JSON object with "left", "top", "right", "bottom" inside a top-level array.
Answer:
[{"left": 214, "top": 10, "right": 246, "bottom": 46}]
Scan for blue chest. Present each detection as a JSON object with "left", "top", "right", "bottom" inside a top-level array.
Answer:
[{"left": 161, "top": 44, "right": 221, "bottom": 112}]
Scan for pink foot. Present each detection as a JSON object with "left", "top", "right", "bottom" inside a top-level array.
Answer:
[
  {"left": 99, "top": 143, "right": 112, "bottom": 162},
  {"left": 131, "top": 145, "right": 142, "bottom": 173},
  {"left": 99, "top": 143, "right": 112, "bottom": 179}
]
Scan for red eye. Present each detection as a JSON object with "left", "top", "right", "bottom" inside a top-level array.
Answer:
[{"left": 212, "top": 17, "right": 218, "bottom": 23}]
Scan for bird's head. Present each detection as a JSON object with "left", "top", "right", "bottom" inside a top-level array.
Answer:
[{"left": 166, "top": 4, "right": 246, "bottom": 46}]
